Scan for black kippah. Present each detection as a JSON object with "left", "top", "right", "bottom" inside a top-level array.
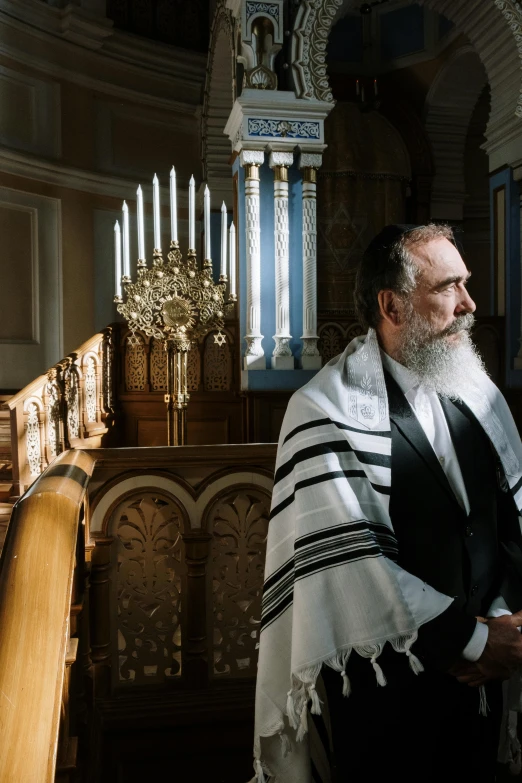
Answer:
[{"left": 364, "top": 224, "right": 422, "bottom": 256}]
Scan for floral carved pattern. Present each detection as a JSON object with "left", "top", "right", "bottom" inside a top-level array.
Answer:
[
  {"left": 45, "top": 374, "right": 61, "bottom": 459},
  {"left": 318, "top": 324, "right": 343, "bottom": 363},
  {"left": 204, "top": 332, "right": 231, "bottom": 391},
  {"left": 150, "top": 339, "right": 167, "bottom": 391},
  {"left": 187, "top": 343, "right": 201, "bottom": 391},
  {"left": 26, "top": 402, "right": 41, "bottom": 477},
  {"left": 125, "top": 335, "right": 147, "bottom": 391},
  {"left": 65, "top": 366, "right": 80, "bottom": 441},
  {"left": 209, "top": 489, "right": 270, "bottom": 677},
  {"left": 85, "top": 357, "right": 97, "bottom": 423},
  {"left": 114, "top": 493, "right": 184, "bottom": 685}
]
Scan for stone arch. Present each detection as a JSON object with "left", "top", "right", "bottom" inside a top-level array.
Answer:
[
  {"left": 291, "top": 0, "right": 522, "bottom": 162},
  {"left": 424, "top": 46, "right": 488, "bottom": 220},
  {"left": 201, "top": 0, "right": 235, "bottom": 206}
]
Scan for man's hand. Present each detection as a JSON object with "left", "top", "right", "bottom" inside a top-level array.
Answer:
[{"left": 451, "top": 610, "right": 522, "bottom": 686}]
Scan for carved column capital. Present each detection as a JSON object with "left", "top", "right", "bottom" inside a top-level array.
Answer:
[{"left": 298, "top": 152, "right": 323, "bottom": 171}]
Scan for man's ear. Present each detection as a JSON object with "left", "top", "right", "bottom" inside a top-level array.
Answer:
[{"left": 378, "top": 290, "right": 401, "bottom": 327}]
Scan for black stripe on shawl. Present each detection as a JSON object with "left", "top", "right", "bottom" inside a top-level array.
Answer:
[
  {"left": 511, "top": 474, "right": 522, "bottom": 498},
  {"left": 274, "top": 441, "right": 391, "bottom": 487},
  {"left": 283, "top": 417, "right": 392, "bottom": 446},
  {"left": 260, "top": 550, "right": 383, "bottom": 632},
  {"left": 270, "top": 469, "right": 391, "bottom": 521},
  {"left": 260, "top": 520, "right": 398, "bottom": 631}
]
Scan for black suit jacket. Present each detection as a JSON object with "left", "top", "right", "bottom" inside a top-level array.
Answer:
[{"left": 385, "top": 370, "right": 522, "bottom": 669}]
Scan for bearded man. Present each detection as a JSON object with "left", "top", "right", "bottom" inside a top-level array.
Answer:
[{"left": 252, "top": 225, "right": 522, "bottom": 783}]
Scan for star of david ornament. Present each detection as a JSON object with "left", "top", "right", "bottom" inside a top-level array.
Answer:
[{"left": 214, "top": 331, "right": 226, "bottom": 346}]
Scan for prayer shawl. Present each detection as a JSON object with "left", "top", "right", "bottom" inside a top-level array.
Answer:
[{"left": 252, "top": 328, "right": 522, "bottom": 783}]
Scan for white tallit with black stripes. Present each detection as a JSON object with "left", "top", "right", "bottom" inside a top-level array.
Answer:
[{"left": 252, "top": 328, "right": 522, "bottom": 783}]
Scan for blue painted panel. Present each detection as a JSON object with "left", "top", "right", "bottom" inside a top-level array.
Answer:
[
  {"left": 327, "top": 14, "right": 364, "bottom": 63},
  {"left": 380, "top": 4, "right": 424, "bottom": 61},
  {"left": 242, "top": 369, "right": 318, "bottom": 391},
  {"left": 489, "top": 168, "right": 521, "bottom": 387}
]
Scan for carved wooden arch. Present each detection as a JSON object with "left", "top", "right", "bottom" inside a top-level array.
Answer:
[
  {"left": 200, "top": 480, "right": 272, "bottom": 678},
  {"left": 201, "top": 0, "right": 235, "bottom": 202},
  {"left": 291, "top": 0, "right": 522, "bottom": 146},
  {"left": 101, "top": 486, "right": 188, "bottom": 687},
  {"left": 90, "top": 471, "right": 196, "bottom": 538},
  {"left": 425, "top": 45, "right": 488, "bottom": 221}
]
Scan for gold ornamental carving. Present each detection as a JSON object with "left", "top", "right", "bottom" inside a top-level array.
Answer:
[{"left": 116, "top": 243, "right": 233, "bottom": 445}]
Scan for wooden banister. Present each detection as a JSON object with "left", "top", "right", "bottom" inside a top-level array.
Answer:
[{"left": 0, "top": 449, "right": 94, "bottom": 783}]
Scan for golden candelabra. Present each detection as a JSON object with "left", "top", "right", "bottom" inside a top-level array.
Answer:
[{"left": 115, "top": 244, "right": 234, "bottom": 445}]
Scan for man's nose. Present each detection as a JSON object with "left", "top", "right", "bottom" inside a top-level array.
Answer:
[{"left": 456, "top": 286, "right": 476, "bottom": 314}]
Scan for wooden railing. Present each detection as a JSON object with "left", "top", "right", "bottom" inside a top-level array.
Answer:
[
  {"left": 0, "top": 449, "right": 95, "bottom": 783},
  {"left": 7, "top": 329, "right": 116, "bottom": 497},
  {"left": 0, "top": 442, "right": 276, "bottom": 782}
]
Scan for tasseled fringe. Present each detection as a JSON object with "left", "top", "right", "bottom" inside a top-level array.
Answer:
[
  {"left": 403, "top": 637, "right": 424, "bottom": 675},
  {"left": 479, "top": 685, "right": 489, "bottom": 717},
  {"left": 286, "top": 689, "right": 299, "bottom": 730},
  {"left": 371, "top": 654, "right": 387, "bottom": 686},
  {"left": 296, "top": 699, "right": 308, "bottom": 742},
  {"left": 325, "top": 650, "right": 352, "bottom": 698},
  {"left": 254, "top": 759, "right": 266, "bottom": 783},
  {"left": 309, "top": 683, "right": 322, "bottom": 715},
  {"left": 279, "top": 731, "right": 291, "bottom": 758},
  {"left": 341, "top": 669, "right": 351, "bottom": 697}
]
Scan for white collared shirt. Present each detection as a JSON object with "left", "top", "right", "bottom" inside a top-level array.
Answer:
[{"left": 381, "top": 351, "right": 509, "bottom": 661}]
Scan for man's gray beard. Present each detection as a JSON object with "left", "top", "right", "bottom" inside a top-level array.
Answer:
[{"left": 395, "top": 309, "right": 487, "bottom": 399}]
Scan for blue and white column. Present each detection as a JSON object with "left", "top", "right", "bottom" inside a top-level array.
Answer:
[
  {"left": 240, "top": 149, "right": 265, "bottom": 370},
  {"left": 299, "top": 153, "right": 322, "bottom": 370},
  {"left": 269, "top": 151, "right": 294, "bottom": 369}
]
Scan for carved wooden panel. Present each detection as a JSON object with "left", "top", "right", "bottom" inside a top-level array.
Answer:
[
  {"left": 85, "top": 357, "right": 97, "bottom": 422},
  {"left": 111, "top": 492, "right": 185, "bottom": 686},
  {"left": 318, "top": 323, "right": 344, "bottom": 363},
  {"left": 65, "top": 364, "right": 81, "bottom": 441},
  {"left": 208, "top": 488, "right": 270, "bottom": 678},
  {"left": 125, "top": 335, "right": 147, "bottom": 391},
  {"left": 25, "top": 401, "right": 42, "bottom": 476},
  {"left": 150, "top": 339, "right": 167, "bottom": 391},
  {"left": 204, "top": 332, "right": 232, "bottom": 392},
  {"left": 187, "top": 343, "right": 201, "bottom": 391}
]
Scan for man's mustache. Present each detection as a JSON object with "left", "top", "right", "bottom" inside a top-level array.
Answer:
[{"left": 439, "top": 313, "right": 475, "bottom": 338}]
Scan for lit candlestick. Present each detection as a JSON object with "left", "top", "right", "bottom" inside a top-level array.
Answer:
[
  {"left": 122, "top": 201, "right": 130, "bottom": 278},
  {"left": 137, "top": 185, "right": 145, "bottom": 262},
  {"left": 170, "top": 166, "right": 178, "bottom": 244},
  {"left": 220, "top": 202, "right": 227, "bottom": 279},
  {"left": 356, "top": 78, "right": 360, "bottom": 97},
  {"left": 374, "top": 78, "right": 378, "bottom": 96},
  {"left": 204, "top": 185, "right": 211, "bottom": 260},
  {"left": 114, "top": 220, "right": 122, "bottom": 298},
  {"left": 189, "top": 175, "right": 195, "bottom": 250},
  {"left": 229, "top": 222, "right": 236, "bottom": 299},
  {"left": 153, "top": 174, "right": 161, "bottom": 251}
]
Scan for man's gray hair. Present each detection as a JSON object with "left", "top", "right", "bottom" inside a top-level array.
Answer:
[{"left": 354, "top": 223, "right": 455, "bottom": 330}]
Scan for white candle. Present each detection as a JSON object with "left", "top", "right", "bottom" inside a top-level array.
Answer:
[
  {"left": 137, "top": 185, "right": 145, "bottom": 261},
  {"left": 122, "top": 201, "right": 130, "bottom": 278},
  {"left": 229, "top": 222, "right": 236, "bottom": 298},
  {"left": 220, "top": 202, "right": 227, "bottom": 279},
  {"left": 170, "top": 166, "right": 178, "bottom": 244},
  {"left": 153, "top": 173, "right": 161, "bottom": 251},
  {"left": 189, "top": 176, "right": 195, "bottom": 250},
  {"left": 114, "top": 220, "right": 122, "bottom": 298},
  {"left": 204, "top": 185, "right": 211, "bottom": 260}
]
